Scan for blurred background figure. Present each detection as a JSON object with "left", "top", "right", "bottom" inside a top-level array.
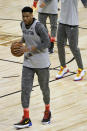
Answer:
[
  {"left": 33, "top": 0, "right": 59, "bottom": 54},
  {"left": 56, "top": 0, "right": 86, "bottom": 81}
]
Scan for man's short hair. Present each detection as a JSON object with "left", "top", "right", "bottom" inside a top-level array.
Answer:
[{"left": 22, "top": 6, "right": 33, "bottom": 13}]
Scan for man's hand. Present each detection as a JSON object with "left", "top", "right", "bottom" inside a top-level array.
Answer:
[
  {"left": 21, "top": 45, "right": 29, "bottom": 53},
  {"left": 32, "top": 1, "right": 38, "bottom": 8},
  {"left": 22, "top": 45, "right": 37, "bottom": 53},
  {"left": 40, "top": 2, "right": 46, "bottom": 8},
  {"left": 31, "top": 45, "right": 37, "bottom": 52}
]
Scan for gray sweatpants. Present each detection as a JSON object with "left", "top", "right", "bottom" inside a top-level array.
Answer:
[
  {"left": 57, "top": 23, "right": 83, "bottom": 69},
  {"left": 38, "top": 13, "right": 58, "bottom": 37},
  {"left": 21, "top": 66, "right": 50, "bottom": 108}
]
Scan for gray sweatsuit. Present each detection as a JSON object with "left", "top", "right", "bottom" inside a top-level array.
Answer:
[
  {"left": 21, "top": 19, "right": 50, "bottom": 108},
  {"left": 57, "top": 0, "right": 83, "bottom": 69}
]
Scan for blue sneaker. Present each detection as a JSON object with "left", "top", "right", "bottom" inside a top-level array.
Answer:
[{"left": 14, "top": 118, "right": 32, "bottom": 129}]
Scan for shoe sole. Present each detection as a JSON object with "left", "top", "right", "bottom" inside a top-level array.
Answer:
[
  {"left": 42, "top": 121, "right": 51, "bottom": 125},
  {"left": 56, "top": 69, "right": 69, "bottom": 80},
  {"left": 74, "top": 77, "right": 83, "bottom": 81},
  {"left": 74, "top": 72, "right": 86, "bottom": 81},
  {"left": 14, "top": 123, "right": 32, "bottom": 129},
  {"left": 48, "top": 48, "right": 54, "bottom": 54}
]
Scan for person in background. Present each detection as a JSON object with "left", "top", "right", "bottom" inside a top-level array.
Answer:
[
  {"left": 32, "top": 0, "right": 59, "bottom": 53},
  {"left": 14, "top": 6, "right": 51, "bottom": 129},
  {"left": 56, "top": 0, "right": 86, "bottom": 81}
]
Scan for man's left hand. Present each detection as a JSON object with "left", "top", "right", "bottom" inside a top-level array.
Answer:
[{"left": 40, "top": 2, "right": 46, "bottom": 8}]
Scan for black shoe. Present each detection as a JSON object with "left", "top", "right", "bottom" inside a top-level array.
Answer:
[
  {"left": 41, "top": 111, "right": 51, "bottom": 124},
  {"left": 14, "top": 118, "right": 32, "bottom": 129},
  {"left": 83, "top": 2, "right": 87, "bottom": 8},
  {"left": 49, "top": 48, "right": 54, "bottom": 54},
  {"left": 49, "top": 42, "right": 54, "bottom": 54},
  {"left": 84, "top": 5, "right": 87, "bottom": 8}
]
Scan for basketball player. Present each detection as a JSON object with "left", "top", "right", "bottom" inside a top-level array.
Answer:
[
  {"left": 56, "top": 0, "right": 86, "bottom": 81},
  {"left": 14, "top": 6, "right": 51, "bottom": 129},
  {"left": 33, "top": 0, "right": 58, "bottom": 53}
]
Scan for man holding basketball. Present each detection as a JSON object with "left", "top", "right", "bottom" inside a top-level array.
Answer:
[{"left": 12, "top": 6, "right": 51, "bottom": 129}]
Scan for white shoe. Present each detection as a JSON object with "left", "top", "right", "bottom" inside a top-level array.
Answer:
[
  {"left": 74, "top": 68, "right": 86, "bottom": 81},
  {"left": 56, "top": 66, "right": 69, "bottom": 79}
]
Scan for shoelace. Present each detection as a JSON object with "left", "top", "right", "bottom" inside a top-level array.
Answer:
[
  {"left": 58, "top": 66, "right": 64, "bottom": 75},
  {"left": 43, "top": 111, "right": 50, "bottom": 119},
  {"left": 76, "top": 70, "right": 82, "bottom": 77}
]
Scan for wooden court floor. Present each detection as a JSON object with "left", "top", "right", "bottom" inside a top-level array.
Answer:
[{"left": 0, "top": 0, "right": 87, "bottom": 131}]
